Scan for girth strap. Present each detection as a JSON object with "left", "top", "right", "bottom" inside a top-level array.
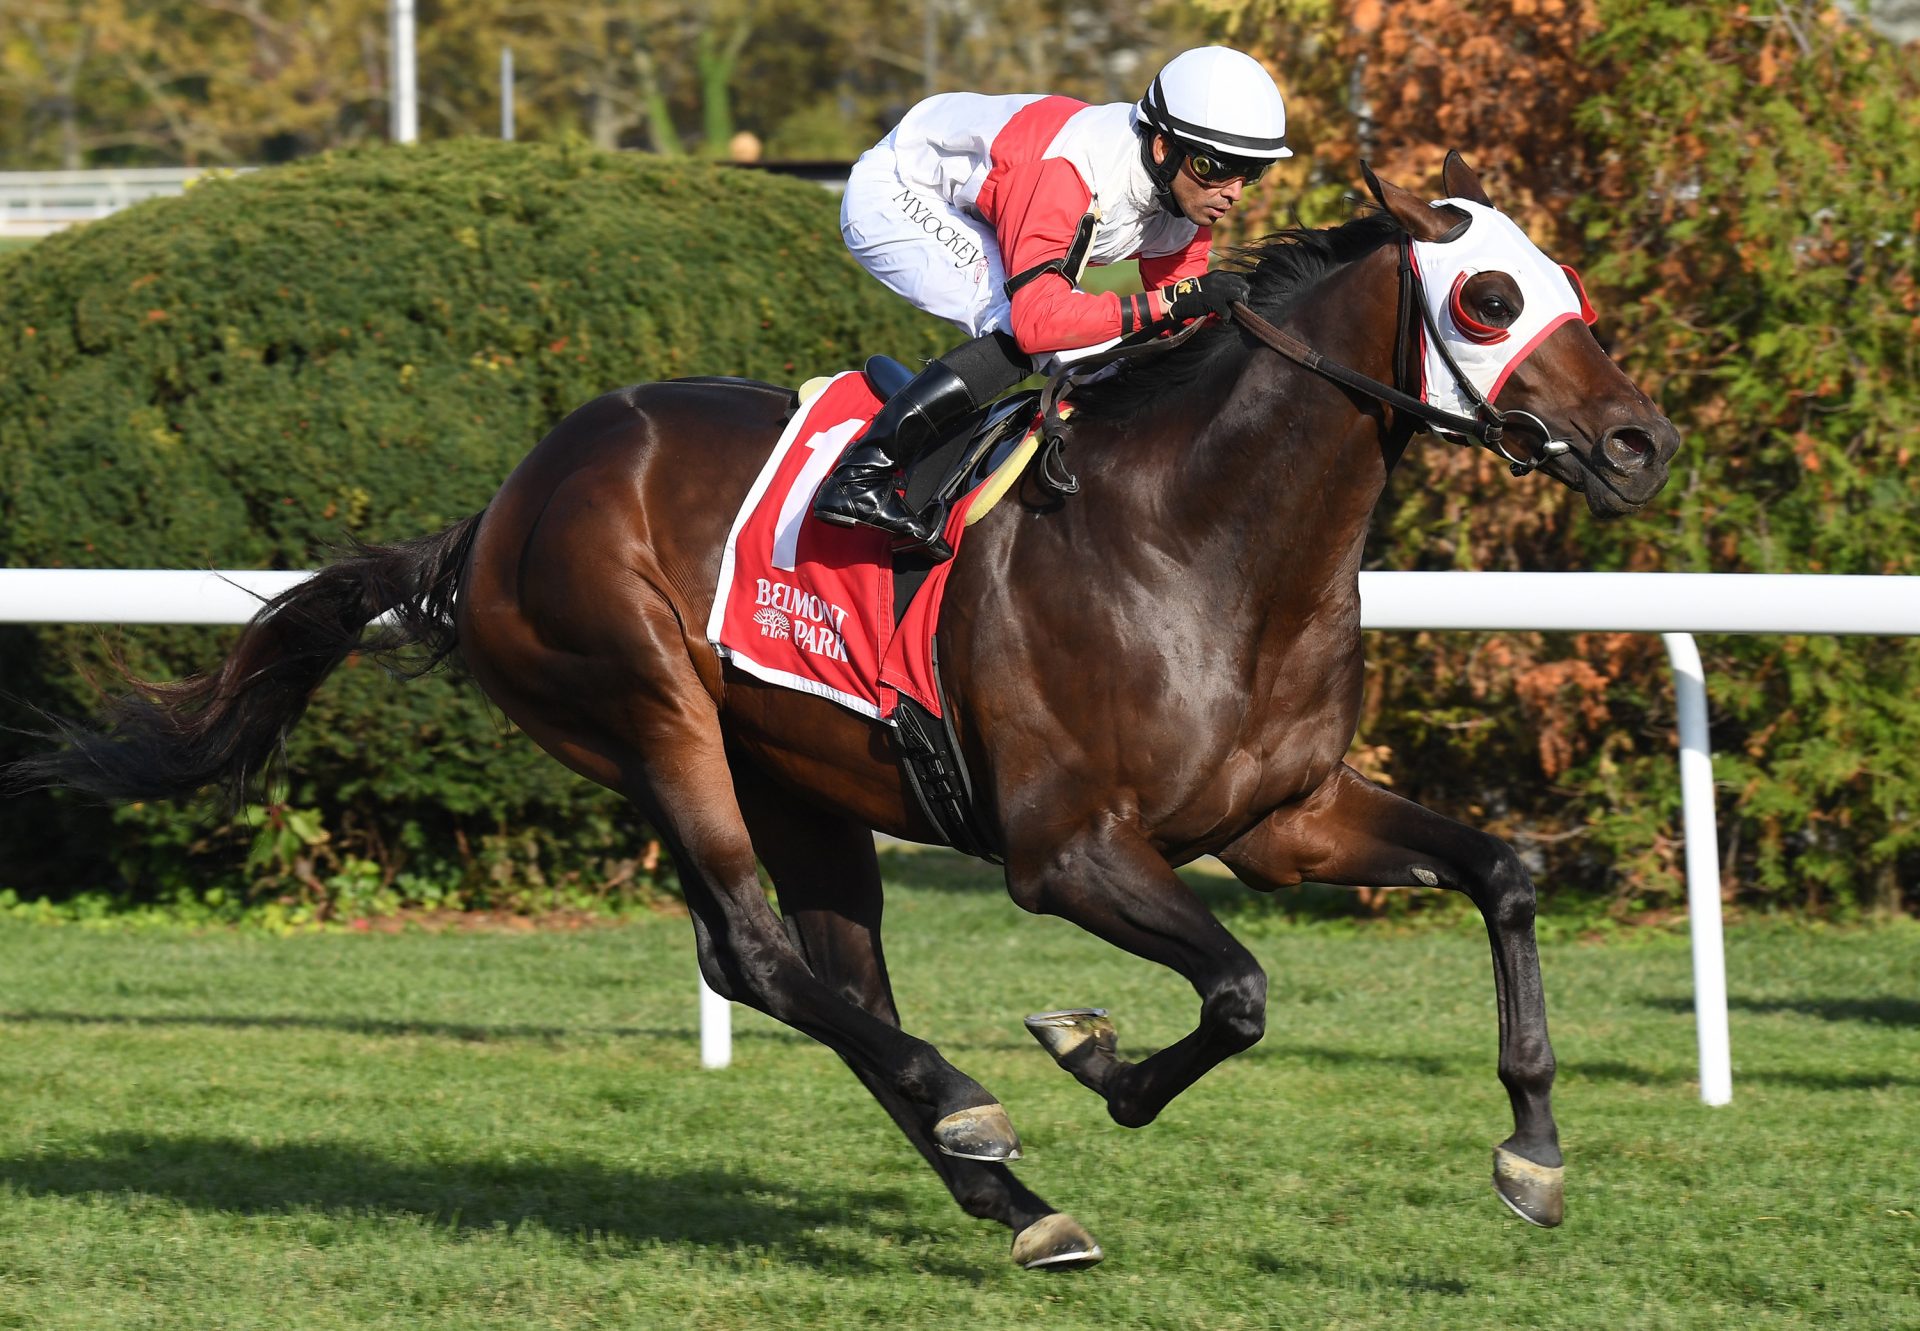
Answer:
[{"left": 890, "top": 645, "right": 1003, "bottom": 864}]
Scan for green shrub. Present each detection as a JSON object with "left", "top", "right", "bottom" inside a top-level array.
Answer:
[{"left": 0, "top": 139, "right": 946, "bottom": 911}]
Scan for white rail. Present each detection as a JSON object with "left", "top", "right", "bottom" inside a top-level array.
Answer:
[
  {"left": 9, "top": 568, "right": 1920, "bottom": 1093},
  {"left": 0, "top": 168, "right": 255, "bottom": 236},
  {"left": 1355, "top": 571, "right": 1920, "bottom": 635},
  {"left": 1360, "top": 571, "right": 1920, "bottom": 1106}
]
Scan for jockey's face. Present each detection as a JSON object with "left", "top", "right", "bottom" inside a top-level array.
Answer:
[{"left": 1154, "top": 134, "right": 1247, "bottom": 229}]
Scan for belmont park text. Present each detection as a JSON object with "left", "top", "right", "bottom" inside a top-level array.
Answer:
[{"left": 756, "top": 577, "right": 851, "bottom": 661}]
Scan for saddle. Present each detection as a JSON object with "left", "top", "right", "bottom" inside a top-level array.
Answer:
[{"left": 862, "top": 355, "right": 1043, "bottom": 530}]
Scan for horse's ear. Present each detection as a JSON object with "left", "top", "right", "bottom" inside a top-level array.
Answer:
[
  {"left": 1362, "top": 162, "right": 1469, "bottom": 243},
  {"left": 1361, "top": 161, "right": 1388, "bottom": 210},
  {"left": 1441, "top": 150, "right": 1493, "bottom": 207}
]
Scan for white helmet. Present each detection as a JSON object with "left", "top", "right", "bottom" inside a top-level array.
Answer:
[{"left": 1136, "top": 47, "right": 1293, "bottom": 166}]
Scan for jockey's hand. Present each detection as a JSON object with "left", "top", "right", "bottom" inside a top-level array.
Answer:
[{"left": 1160, "top": 271, "right": 1252, "bottom": 323}]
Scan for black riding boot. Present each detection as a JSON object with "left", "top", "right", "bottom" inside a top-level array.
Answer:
[{"left": 812, "top": 358, "right": 976, "bottom": 555}]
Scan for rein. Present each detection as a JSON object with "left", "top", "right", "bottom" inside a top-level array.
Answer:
[
  {"left": 1228, "top": 236, "right": 1572, "bottom": 478},
  {"left": 1033, "top": 312, "right": 1214, "bottom": 496}
]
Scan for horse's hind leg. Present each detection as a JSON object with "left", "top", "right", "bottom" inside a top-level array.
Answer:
[
  {"left": 487, "top": 623, "right": 1022, "bottom": 1165},
  {"left": 1218, "top": 763, "right": 1563, "bottom": 1227},
  {"left": 615, "top": 730, "right": 1026, "bottom": 1165},
  {"left": 732, "top": 767, "right": 1102, "bottom": 1270}
]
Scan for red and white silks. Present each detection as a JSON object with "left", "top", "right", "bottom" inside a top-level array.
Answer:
[{"left": 840, "top": 94, "right": 1211, "bottom": 364}]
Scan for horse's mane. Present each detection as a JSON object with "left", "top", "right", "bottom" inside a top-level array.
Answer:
[{"left": 1074, "top": 209, "right": 1404, "bottom": 423}]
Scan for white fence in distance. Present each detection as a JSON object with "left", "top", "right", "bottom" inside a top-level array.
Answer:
[
  {"left": 7, "top": 567, "right": 1920, "bottom": 1092},
  {"left": 0, "top": 168, "right": 254, "bottom": 236}
]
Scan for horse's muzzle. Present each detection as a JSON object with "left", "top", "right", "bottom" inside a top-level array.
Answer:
[{"left": 1579, "top": 413, "right": 1680, "bottom": 516}]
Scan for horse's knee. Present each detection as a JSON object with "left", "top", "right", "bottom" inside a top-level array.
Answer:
[
  {"left": 1471, "top": 843, "right": 1536, "bottom": 931},
  {"left": 1203, "top": 966, "right": 1268, "bottom": 1052}
]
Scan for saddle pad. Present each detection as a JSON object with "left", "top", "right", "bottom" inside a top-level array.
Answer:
[{"left": 708, "top": 371, "right": 999, "bottom": 721}]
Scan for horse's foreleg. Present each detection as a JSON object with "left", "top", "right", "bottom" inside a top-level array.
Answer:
[
  {"left": 1004, "top": 821, "right": 1267, "bottom": 1130},
  {"left": 734, "top": 770, "right": 1101, "bottom": 1270},
  {"left": 1218, "top": 763, "right": 1564, "bottom": 1227}
]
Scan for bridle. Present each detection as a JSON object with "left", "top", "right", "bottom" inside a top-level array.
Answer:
[{"left": 1228, "top": 235, "right": 1574, "bottom": 478}]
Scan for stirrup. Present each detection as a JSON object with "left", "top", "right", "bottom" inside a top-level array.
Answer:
[
  {"left": 892, "top": 520, "right": 953, "bottom": 565},
  {"left": 819, "top": 494, "right": 953, "bottom": 564}
]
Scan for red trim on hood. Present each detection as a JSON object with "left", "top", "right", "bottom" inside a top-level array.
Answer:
[
  {"left": 1560, "top": 264, "right": 1598, "bottom": 325},
  {"left": 1488, "top": 312, "right": 1578, "bottom": 402}
]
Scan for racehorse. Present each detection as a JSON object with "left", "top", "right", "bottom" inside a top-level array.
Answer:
[{"left": 15, "top": 156, "right": 1678, "bottom": 1269}]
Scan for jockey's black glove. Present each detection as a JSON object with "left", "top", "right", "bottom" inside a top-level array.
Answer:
[{"left": 1160, "top": 271, "right": 1251, "bottom": 324}]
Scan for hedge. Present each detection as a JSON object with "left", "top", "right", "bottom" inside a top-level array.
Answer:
[{"left": 0, "top": 139, "right": 946, "bottom": 913}]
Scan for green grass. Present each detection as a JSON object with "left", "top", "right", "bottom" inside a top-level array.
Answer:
[{"left": 0, "top": 854, "right": 1914, "bottom": 1330}]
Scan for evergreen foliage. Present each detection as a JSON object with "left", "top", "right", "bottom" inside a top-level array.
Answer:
[
  {"left": 1233, "top": 1, "right": 1920, "bottom": 916},
  {"left": 1570, "top": 0, "right": 1920, "bottom": 913},
  {"left": 0, "top": 139, "right": 945, "bottom": 912}
]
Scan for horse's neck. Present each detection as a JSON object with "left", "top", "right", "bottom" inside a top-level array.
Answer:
[{"left": 1167, "top": 252, "right": 1405, "bottom": 611}]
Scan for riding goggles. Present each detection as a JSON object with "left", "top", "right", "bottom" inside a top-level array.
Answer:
[{"left": 1183, "top": 150, "right": 1270, "bottom": 186}]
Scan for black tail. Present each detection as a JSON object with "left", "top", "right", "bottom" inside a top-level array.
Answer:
[{"left": 7, "top": 513, "right": 484, "bottom": 807}]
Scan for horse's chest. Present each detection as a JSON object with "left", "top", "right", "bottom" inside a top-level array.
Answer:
[{"left": 1142, "top": 626, "right": 1365, "bottom": 836}]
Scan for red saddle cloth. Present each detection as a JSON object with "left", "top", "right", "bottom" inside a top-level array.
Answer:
[{"left": 707, "top": 371, "right": 986, "bottom": 720}]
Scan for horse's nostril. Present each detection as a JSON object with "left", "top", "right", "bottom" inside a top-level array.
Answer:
[{"left": 1603, "top": 428, "right": 1655, "bottom": 470}]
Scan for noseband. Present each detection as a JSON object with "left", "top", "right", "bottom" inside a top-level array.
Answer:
[{"left": 1228, "top": 236, "right": 1572, "bottom": 477}]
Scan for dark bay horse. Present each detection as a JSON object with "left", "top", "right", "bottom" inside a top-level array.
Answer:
[{"left": 18, "top": 157, "right": 1678, "bottom": 1268}]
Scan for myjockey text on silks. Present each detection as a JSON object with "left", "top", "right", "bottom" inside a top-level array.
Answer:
[
  {"left": 755, "top": 578, "right": 851, "bottom": 662},
  {"left": 893, "top": 188, "right": 986, "bottom": 272}
]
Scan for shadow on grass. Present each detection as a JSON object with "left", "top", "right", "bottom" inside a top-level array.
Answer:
[
  {"left": 0, "top": 1132, "right": 941, "bottom": 1272},
  {"left": 1742, "top": 1067, "right": 1920, "bottom": 1091},
  {"left": 1642, "top": 994, "right": 1920, "bottom": 1028},
  {"left": 1565, "top": 1057, "right": 1918, "bottom": 1092},
  {"left": 873, "top": 847, "right": 1415, "bottom": 923},
  {"left": 1568, "top": 1059, "right": 1682, "bottom": 1088},
  {"left": 1259, "top": 1041, "right": 1465, "bottom": 1077},
  {"left": 0, "top": 1008, "right": 807, "bottom": 1046}
]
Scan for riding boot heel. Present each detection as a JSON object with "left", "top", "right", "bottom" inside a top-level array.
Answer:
[{"left": 812, "top": 359, "right": 976, "bottom": 555}]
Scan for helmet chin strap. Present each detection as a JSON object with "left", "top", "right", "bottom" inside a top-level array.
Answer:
[{"left": 1137, "top": 130, "right": 1185, "bottom": 218}]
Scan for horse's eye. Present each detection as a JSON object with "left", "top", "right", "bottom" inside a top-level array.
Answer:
[{"left": 1448, "top": 272, "right": 1519, "bottom": 344}]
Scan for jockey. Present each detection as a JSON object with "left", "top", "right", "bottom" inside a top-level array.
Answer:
[{"left": 813, "top": 46, "right": 1293, "bottom": 554}]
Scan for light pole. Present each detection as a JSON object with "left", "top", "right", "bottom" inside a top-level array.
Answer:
[
  {"left": 501, "top": 47, "right": 515, "bottom": 141},
  {"left": 390, "top": 0, "right": 418, "bottom": 143}
]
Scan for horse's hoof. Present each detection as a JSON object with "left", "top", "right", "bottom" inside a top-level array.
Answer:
[
  {"left": 1011, "top": 1212, "right": 1104, "bottom": 1270},
  {"left": 1024, "top": 1008, "right": 1115, "bottom": 1063},
  {"left": 1492, "top": 1146, "right": 1565, "bottom": 1228},
  {"left": 933, "top": 1102, "right": 1022, "bottom": 1161}
]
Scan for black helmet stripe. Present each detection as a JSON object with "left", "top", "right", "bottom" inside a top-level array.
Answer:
[{"left": 1144, "top": 75, "right": 1290, "bottom": 154}]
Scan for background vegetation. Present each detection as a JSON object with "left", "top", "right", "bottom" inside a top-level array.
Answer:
[
  {"left": 0, "top": 0, "right": 1195, "bottom": 167},
  {"left": 3, "top": 1, "right": 1917, "bottom": 918},
  {"left": 0, "top": 141, "right": 945, "bottom": 915}
]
